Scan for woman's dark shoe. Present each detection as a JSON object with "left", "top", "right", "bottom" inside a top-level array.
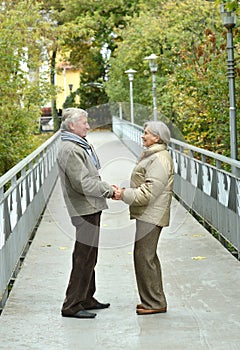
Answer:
[
  {"left": 62, "top": 310, "right": 96, "bottom": 319},
  {"left": 136, "top": 307, "right": 167, "bottom": 315},
  {"left": 136, "top": 304, "right": 143, "bottom": 309}
]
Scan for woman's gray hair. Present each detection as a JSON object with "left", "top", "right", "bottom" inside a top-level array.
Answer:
[
  {"left": 144, "top": 121, "right": 171, "bottom": 144},
  {"left": 61, "top": 108, "right": 88, "bottom": 131}
]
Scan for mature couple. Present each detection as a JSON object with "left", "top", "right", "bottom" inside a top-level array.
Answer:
[{"left": 57, "top": 108, "right": 174, "bottom": 319}]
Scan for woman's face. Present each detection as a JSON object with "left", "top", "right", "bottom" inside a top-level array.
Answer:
[{"left": 141, "top": 126, "right": 159, "bottom": 148}]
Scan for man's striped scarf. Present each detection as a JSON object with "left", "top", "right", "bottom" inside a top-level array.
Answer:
[{"left": 61, "top": 130, "right": 101, "bottom": 170}]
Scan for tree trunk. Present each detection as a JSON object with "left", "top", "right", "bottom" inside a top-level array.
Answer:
[{"left": 50, "top": 49, "right": 60, "bottom": 131}]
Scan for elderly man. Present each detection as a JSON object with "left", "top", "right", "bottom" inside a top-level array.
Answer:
[{"left": 57, "top": 108, "right": 115, "bottom": 319}]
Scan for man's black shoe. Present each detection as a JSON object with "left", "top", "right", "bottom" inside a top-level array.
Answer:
[
  {"left": 62, "top": 310, "right": 96, "bottom": 319},
  {"left": 85, "top": 302, "right": 110, "bottom": 310}
]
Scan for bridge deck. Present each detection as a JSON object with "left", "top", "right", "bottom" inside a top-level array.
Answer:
[{"left": 1, "top": 131, "right": 240, "bottom": 350}]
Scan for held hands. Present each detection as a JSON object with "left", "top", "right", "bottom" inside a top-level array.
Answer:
[{"left": 111, "top": 185, "right": 125, "bottom": 200}]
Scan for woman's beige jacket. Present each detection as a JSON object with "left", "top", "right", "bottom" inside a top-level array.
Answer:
[{"left": 123, "top": 143, "right": 174, "bottom": 227}]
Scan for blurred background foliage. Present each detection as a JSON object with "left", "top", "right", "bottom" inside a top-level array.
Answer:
[{"left": 0, "top": 0, "right": 239, "bottom": 175}]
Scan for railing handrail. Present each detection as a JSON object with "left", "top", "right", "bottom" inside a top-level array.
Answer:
[
  {"left": 113, "top": 116, "right": 240, "bottom": 176},
  {"left": 171, "top": 138, "right": 240, "bottom": 171},
  {"left": 0, "top": 131, "right": 60, "bottom": 188},
  {"left": 0, "top": 131, "right": 60, "bottom": 310}
]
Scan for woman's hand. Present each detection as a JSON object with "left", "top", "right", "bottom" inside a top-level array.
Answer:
[{"left": 113, "top": 188, "right": 125, "bottom": 200}]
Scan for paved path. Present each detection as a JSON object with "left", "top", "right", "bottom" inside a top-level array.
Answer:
[{"left": 1, "top": 131, "right": 240, "bottom": 350}]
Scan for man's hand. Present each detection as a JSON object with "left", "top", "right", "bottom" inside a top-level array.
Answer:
[
  {"left": 113, "top": 188, "right": 125, "bottom": 200},
  {"left": 111, "top": 185, "right": 119, "bottom": 199}
]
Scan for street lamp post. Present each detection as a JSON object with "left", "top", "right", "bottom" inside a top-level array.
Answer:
[
  {"left": 144, "top": 53, "right": 159, "bottom": 121},
  {"left": 125, "top": 68, "right": 137, "bottom": 124},
  {"left": 220, "top": 4, "right": 238, "bottom": 161}
]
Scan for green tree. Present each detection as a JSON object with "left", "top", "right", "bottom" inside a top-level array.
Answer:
[
  {"left": 105, "top": 0, "right": 240, "bottom": 156},
  {"left": 0, "top": 0, "right": 55, "bottom": 175},
  {"left": 40, "top": 0, "right": 141, "bottom": 110}
]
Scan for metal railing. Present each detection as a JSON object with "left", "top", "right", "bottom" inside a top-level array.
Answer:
[
  {"left": 112, "top": 116, "right": 240, "bottom": 257},
  {"left": 1, "top": 114, "right": 240, "bottom": 310},
  {"left": 0, "top": 132, "right": 60, "bottom": 309}
]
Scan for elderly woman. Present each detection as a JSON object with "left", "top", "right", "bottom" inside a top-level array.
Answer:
[{"left": 114, "top": 121, "right": 174, "bottom": 315}]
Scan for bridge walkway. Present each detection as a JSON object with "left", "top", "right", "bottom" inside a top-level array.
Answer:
[{"left": 0, "top": 131, "right": 240, "bottom": 350}]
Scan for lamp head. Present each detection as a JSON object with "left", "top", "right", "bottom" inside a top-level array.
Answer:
[
  {"left": 220, "top": 3, "right": 237, "bottom": 29},
  {"left": 125, "top": 68, "right": 137, "bottom": 81},
  {"left": 144, "top": 53, "right": 159, "bottom": 73}
]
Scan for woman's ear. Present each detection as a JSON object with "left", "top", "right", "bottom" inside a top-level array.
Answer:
[{"left": 155, "top": 135, "right": 160, "bottom": 143}]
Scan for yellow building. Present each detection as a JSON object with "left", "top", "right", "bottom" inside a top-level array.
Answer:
[
  {"left": 55, "top": 61, "right": 81, "bottom": 110},
  {"left": 40, "top": 59, "right": 81, "bottom": 131}
]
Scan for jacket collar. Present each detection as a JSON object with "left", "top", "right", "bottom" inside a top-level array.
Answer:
[{"left": 140, "top": 143, "right": 167, "bottom": 160}]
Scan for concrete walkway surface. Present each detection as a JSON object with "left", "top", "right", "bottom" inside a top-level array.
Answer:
[{"left": 1, "top": 131, "right": 240, "bottom": 350}]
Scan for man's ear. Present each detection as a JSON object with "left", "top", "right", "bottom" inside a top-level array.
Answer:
[{"left": 69, "top": 122, "right": 74, "bottom": 131}]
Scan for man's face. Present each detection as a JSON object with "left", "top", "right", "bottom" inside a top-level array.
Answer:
[{"left": 69, "top": 115, "right": 90, "bottom": 138}]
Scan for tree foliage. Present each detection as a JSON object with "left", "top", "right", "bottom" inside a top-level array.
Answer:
[
  {"left": 0, "top": 0, "right": 55, "bottom": 175},
  {"left": 1, "top": 0, "right": 240, "bottom": 176},
  {"left": 40, "top": 0, "right": 141, "bottom": 110},
  {"left": 105, "top": 0, "right": 240, "bottom": 156}
]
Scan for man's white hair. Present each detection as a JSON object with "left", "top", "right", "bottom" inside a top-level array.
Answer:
[{"left": 61, "top": 108, "right": 88, "bottom": 131}]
